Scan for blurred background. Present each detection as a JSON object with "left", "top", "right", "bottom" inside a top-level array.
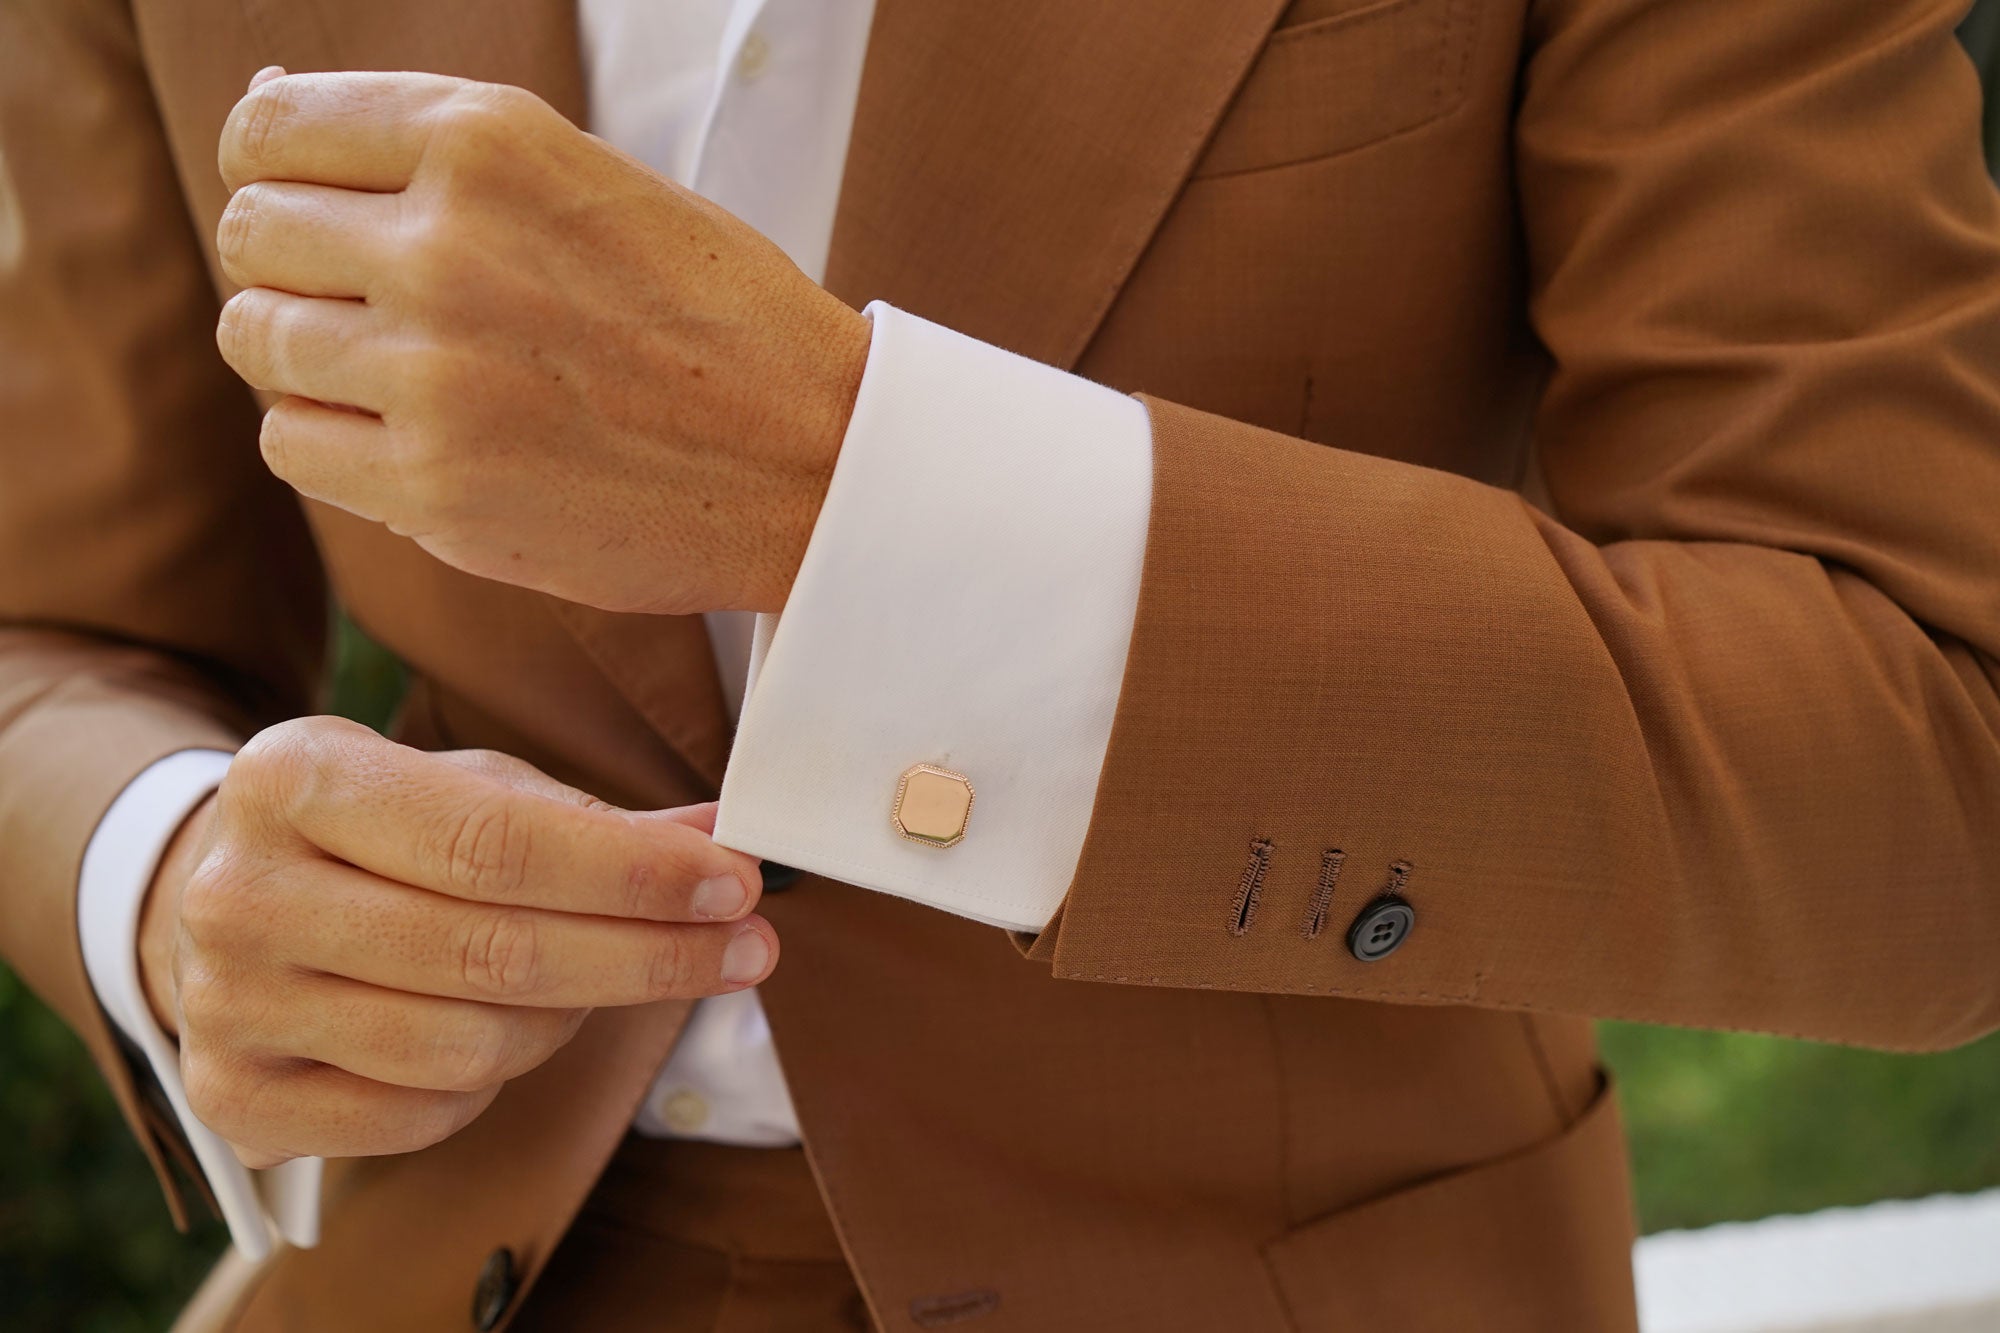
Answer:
[{"left": 6, "top": 10, "right": 2000, "bottom": 1330}]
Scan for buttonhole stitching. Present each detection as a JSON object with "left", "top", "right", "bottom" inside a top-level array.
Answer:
[
  {"left": 1301, "top": 848, "right": 1346, "bottom": 939},
  {"left": 910, "top": 1289, "right": 1001, "bottom": 1328},
  {"left": 1230, "top": 838, "right": 1274, "bottom": 937}
]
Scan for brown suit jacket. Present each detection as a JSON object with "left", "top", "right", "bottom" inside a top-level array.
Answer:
[{"left": 5, "top": 0, "right": 1999, "bottom": 1328}]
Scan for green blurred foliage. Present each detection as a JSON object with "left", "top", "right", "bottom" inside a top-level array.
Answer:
[
  {"left": 1604, "top": 1024, "right": 2000, "bottom": 1233},
  {"left": 325, "top": 610, "right": 410, "bottom": 735},
  {"left": 8, "top": 10, "right": 2000, "bottom": 1328}
]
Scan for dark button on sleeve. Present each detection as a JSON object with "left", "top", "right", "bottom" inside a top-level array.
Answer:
[
  {"left": 1346, "top": 898, "right": 1415, "bottom": 962},
  {"left": 472, "top": 1247, "right": 519, "bottom": 1331}
]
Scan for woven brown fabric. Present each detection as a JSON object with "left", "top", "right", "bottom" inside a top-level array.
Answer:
[{"left": 6, "top": 0, "right": 1998, "bottom": 1328}]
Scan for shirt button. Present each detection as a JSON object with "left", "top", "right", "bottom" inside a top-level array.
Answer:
[
  {"left": 658, "top": 1088, "right": 710, "bottom": 1134},
  {"left": 736, "top": 31, "right": 772, "bottom": 82}
]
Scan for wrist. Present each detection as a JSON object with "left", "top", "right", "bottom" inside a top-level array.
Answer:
[
  {"left": 750, "top": 299, "right": 871, "bottom": 612},
  {"left": 138, "top": 791, "right": 218, "bottom": 1038}
]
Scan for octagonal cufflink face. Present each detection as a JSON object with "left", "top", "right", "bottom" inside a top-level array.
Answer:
[{"left": 893, "top": 764, "right": 975, "bottom": 847}]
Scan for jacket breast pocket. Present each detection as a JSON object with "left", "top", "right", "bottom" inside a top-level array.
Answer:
[
  {"left": 1261, "top": 1076, "right": 1640, "bottom": 1333},
  {"left": 1194, "top": 0, "right": 1481, "bottom": 178}
]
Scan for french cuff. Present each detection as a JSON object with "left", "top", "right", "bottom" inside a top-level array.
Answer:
[
  {"left": 76, "top": 749, "right": 322, "bottom": 1260},
  {"left": 714, "top": 302, "right": 1153, "bottom": 933}
]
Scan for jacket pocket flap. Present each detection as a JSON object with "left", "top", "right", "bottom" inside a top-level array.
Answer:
[
  {"left": 1262, "top": 1077, "right": 1639, "bottom": 1332},
  {"left": 1195, "top": 0, "right": 1478, "bottom": 178}
]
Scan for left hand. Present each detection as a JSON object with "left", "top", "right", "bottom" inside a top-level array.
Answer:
[{"left": 213, "top": 69, "right": 872, "bottom": 615}]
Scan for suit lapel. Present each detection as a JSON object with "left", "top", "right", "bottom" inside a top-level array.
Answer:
[{"left": 825, "top": 0, "right": 1293, "bottom": 370}]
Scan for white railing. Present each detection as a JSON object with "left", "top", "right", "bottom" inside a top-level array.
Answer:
[{"left": 1635, "top": 1189, "right": 2000, "bottom": 1332}]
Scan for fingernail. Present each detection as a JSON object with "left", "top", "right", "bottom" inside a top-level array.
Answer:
[
  {"left": 693, "top": 874, "right": 749, "bottom": 919},
  {"left": 719, "top": 926, "right": 771, "bottom": 984}
]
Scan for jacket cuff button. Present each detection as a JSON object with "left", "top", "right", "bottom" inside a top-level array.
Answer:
[
  {"left": 1346, "top": 897, "right": 1415, "bottom": 962},
  {"left": 472, "top": 1246, "right": 520, "bottom": 1331}
]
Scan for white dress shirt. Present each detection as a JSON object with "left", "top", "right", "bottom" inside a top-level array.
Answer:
[{"left": 77, "top": 0, "right": 1153, "bottom": 1258}]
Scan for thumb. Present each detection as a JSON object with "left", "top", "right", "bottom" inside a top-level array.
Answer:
[{"left": 633, "top": 801, "right": 721, "bottom": 837}]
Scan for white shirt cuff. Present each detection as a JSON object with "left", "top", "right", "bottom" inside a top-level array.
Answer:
[
  {"left": 77, "top": 749, "right": 321, "bottom": 1259},
  {"left": 714, "top": 302, "right": 1153, "bottom": 932}
]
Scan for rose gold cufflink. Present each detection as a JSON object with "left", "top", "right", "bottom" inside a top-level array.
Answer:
[{"left": 892, "top": 764, "right": 974, "bottom": 848}]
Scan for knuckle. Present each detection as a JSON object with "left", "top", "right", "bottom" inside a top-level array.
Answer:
[
  {"left": 258, "top": 404, "right": 292, "bottom": 478},
  {"left": 171, "top": 960, "right": 229, "bottom": 1029},
  {"left": 623, "top": 837, "right": 716, "bottom": 919},
  {"left": 421, "top": 84, "right": 559, "bottom": 196},
  {"left": 644, "top": 928, "right": 691, "bottom": 998},
  {"left": 175, "top": 865, "right": 240, "bottom": 943},
  {"left": 440, "top": 796, "right": 531, "bottom": 900},
  {"left": 416, "top": 1091, "right": 481, "bottom": 1151},
  {"left": 385, "top": 1089, "right": 482, "bottom": 1156},
  {"left": 230, "top": 721, "right": 295, "bottom": 785},
  {"left": 235, "top": 719, "right": 337, "bottom": 823},
  {"left": 230, "top": 84, "right": 293, "bottom": 179},
  {"left": 480, "top": 82, "right": 542, "bottom": 118},
  {"left": 436, "top": 748, "right": 543, "bottom": 793},
  {"left": 457, "top": 909, "right": 542, "bottom": 997},
  {"left": 460, "top": 749, "right": 517, "bottom": 777},
  {"left": 216, "top": 288, "right": 269, "bottom": 367},
  {"left": 181, "top": 1051, "right": 252, "bottom": 1137},
  {"left": 173, "top": 953, "right": 274, "bottom": 1056},
  {"left": 216, "top": 186, "right": 265, "bottom": 276},
  {"left": 427, "top": 90, "right": 509, "bottom": 171},
  {"left": 617, "top": 860, "right": 658, "bottom": 920},
  {"left": 431, "top": 83, "right": 539, "bottom": 157},
  {"left": 432, "top": 1013, "right": 511, "bottom": 1091}
]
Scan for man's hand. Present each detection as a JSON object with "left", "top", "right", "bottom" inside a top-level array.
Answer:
[
  {"left": 136, "top": 716, "right": 775, "bottom": 1168},
  {"left": 212, "top": 69, "right": 872, "bottom": 616}
]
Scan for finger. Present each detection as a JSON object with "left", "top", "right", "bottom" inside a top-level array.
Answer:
[
  {"left": 425, "top": 754, "right": 759, "bottom": 906},
  {"left": 272, "top": 857, "right": 779, "bottom": 1006},
  {"left": 247, "top": 65, "right": 287, "bottom": 93},
  {"left": 256, "top": 395, "right": 400, "bottom": 520},
  {"left": 430, "top": 749, "right": 620, "bottom": 812},
  {"left": 656, "top": 802, "right": 720, "bottom": 836},
  {"left": 430, "top": 753, "right": 730, "bottom": 855},
  {"left": 259, "top": 730, "right": 763, "bottom": 921},
  {"left": 219, "top": 287, "right": 388, "bottom": 408},
  {"left": 220, "top": 70, "right": 469, "bottom": 193},
  {"left": 218, "top": 181, "right": 400, "bottom": 299},
  {"left": 187, "top": 1048, "right": 495, "bottom": 1164},
  {"left": 239, "top": 972, "right": 583, "bottom": 1093}
]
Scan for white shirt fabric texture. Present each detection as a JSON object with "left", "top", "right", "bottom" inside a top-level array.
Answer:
[{"left": 76, "top": 0, "right": 1153, "bottom": 1259}]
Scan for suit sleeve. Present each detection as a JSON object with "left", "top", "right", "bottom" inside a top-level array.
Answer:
[
  {"left": 0, "top": 0, "right": 324, "bottom": 1223},
  {"left": 1026, "top": 0, "right": 2000, "bottom": 1053}
]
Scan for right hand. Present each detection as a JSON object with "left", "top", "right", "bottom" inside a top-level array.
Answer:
[{"left": 136, "top": 715, "right": 774, "bottom": 1168}]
